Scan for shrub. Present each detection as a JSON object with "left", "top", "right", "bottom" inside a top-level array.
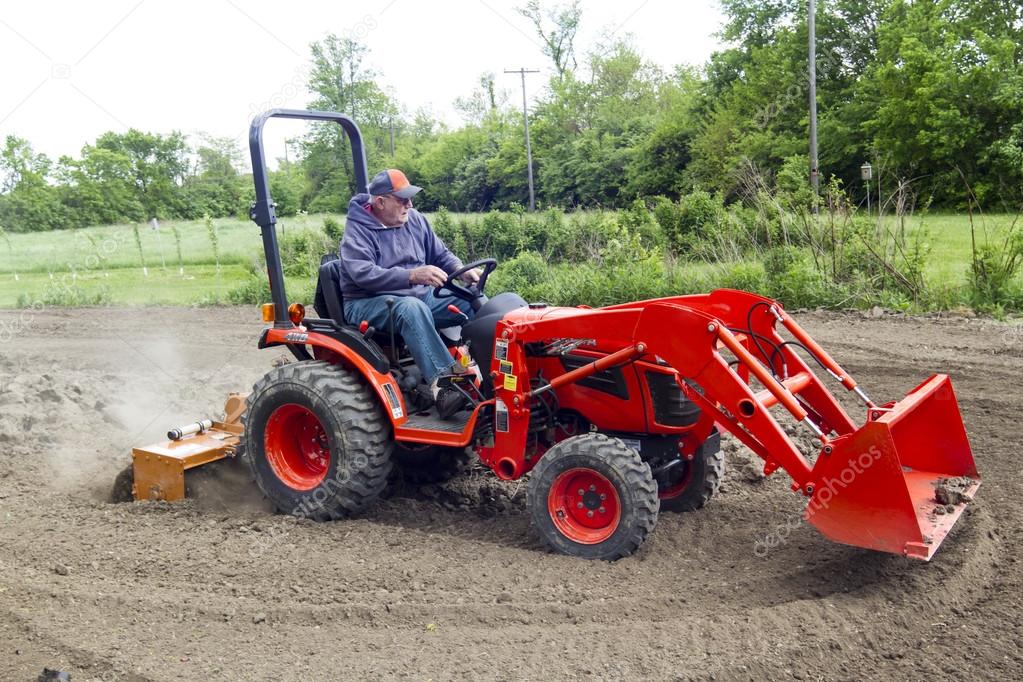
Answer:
[
  {"left": 969, "top": 229, "right": 1023, "bottom": 310},
  {"left": 679, "top": 190, "right": 725, "bottom": 239},
  {"left": 322, "top": 216, "right": 343, "bottom": 244},
  {"left": 717, "top": 261, "right": 767, "bottom": 294},
  {"left": 652, "top": 191, "right": 726, "bottom": 257},
  {"left": 495, "top": 251, "right": 549, "bottom": 293},
  {"left": 226, "top": 276, "right": 271, "bottom": 305},
  {"left": 18, "top": 285, "right": 111, "bottom": 307},
  {"left": 280, "top": 228, "right": 332, "bottom": 278},
  {"left": 763, "top": 246, "right": 831, "bottom": 308},
  {"left": 620, "top": 198, "right": 666, "bottom": 251}
]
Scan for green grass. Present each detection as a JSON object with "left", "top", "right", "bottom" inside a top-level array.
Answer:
[
  {"left": 0, "top": 213, "right": 344, "bottom": 307},
  {"left": 0, "top": 210, "right": 1016, "bottom": 309},
  {"left": 2, "top": 264, "right": 249, "bottom": 306},
  {"left": 0, "top": 213, "right": 344, "bottom": 275},
  {"left": 896, "top": 211, "right": 1018, "bottom": 282}
]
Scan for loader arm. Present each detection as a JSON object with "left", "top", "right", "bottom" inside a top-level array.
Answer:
[{"left": 494, "top": 290, "right": 979, "bottom": 560}]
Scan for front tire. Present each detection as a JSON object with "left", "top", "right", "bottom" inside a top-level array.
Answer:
[
  {"left": 244, "top": 360, "right": 392, "bottom": 520},
  {"left": 527, "top": 433, "right": 659, "bottom": 560}
]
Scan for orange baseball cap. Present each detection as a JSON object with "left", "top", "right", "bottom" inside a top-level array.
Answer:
[{"left": 368, "top": 169, "right": 422, "bottom": 199}]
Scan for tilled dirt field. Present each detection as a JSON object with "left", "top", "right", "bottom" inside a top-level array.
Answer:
[{"left": 0, "top": 306, "right": 1021, "bottom": 681}]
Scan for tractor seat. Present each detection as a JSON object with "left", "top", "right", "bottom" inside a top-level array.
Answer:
[{"left": 313, "top": 255, "right": 460, "bottom": 348}]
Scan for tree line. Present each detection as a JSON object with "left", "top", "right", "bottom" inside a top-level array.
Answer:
[{"left": 1, "top": 0, "right": 1020, "bottom": 232}]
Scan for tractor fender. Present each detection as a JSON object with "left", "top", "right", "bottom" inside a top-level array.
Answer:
[{"left": 261, "top": 327, "right": 407, "bottom": 425}]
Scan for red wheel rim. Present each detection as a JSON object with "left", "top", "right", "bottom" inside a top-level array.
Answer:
[
  {"left": 547, "top": 468, "right": 622, "bottom": 544},
  {"left": 659, "top": 459, "right": 694, "bottom": 500},
  {"left": 264, "top": 403, "right": 331, "bottom": 490}
]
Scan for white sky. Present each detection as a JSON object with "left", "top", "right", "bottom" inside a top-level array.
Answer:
[{"left": 0, "top": 0, "right": 725, "bottom": 169}]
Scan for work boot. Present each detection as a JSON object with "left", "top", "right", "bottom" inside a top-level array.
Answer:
[{"left": 430, "top": 370, "right": 473, "bottom": 419}]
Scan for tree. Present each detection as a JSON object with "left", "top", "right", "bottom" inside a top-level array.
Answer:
[
  {"left": 454, "top": 73, "right": 507, "bottom": 125},
  {"left": 180, "top": 135, "right": 246, "bottom": 218},
  {"left": 304, "top": 34, "right": 401, "bottom": 209},
  {"left": 93, "top": 129, "right": 190, "bottom": 219},
  {"left": 517, "top": 0, "right": 582, "bottom": 77},
  {"left": 58, "top": 146, "right": 145, "bottom": 225},
  {"left": 0, "top": 137, "right": 66, "bottom": 231},
  {"left": 856, "top": 0, "right": 1023, "bottom": 204}
]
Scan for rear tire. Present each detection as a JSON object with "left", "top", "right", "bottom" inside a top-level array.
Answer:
[
  {"left": 244, "top": 360, "right": 392, "bottom": 520},
  {"left": 658, "top": 429, "right": 723, "bottom": 513},
  {"left": 392, "top": 443, "right": 469, "bottom": 484},
  {"left": 527, "top": 433, "right": 658, "bottom": 560}
]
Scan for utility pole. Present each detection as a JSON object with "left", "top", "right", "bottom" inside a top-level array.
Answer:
[
  {"left": 505, "top": 67, "right": 540, "bottom": 211},
  {"left": 808, "top": 0, "right": 820, "bottom": 201}
]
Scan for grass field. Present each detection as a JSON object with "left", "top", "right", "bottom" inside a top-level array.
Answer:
[{"left": 0, "top": 210, "right": 1017, "bottom": 308}]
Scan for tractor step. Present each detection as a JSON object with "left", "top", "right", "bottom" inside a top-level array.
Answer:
[{"left": 404, "top": 409, "right": 473, "bottom": 433}]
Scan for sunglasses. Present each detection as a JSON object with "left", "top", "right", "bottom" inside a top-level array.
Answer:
[{"left": 385, "top": 194, "right": 413, "bottom": 207}]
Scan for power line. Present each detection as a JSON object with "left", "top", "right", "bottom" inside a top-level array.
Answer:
[{"left": 505, "top": 67, "right": 540, "bottom": 211}]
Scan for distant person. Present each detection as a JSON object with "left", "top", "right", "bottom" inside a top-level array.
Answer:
[{"left": 339, "top": 169, "right": 479, "bottom": 397}]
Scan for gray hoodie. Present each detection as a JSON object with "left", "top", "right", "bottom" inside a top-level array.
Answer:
[{"left": 338, "top": 193, "right": 463, "bottom": 299}]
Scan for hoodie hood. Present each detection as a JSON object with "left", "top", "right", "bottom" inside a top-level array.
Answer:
[{"left": 346, "top": 193, "right": 385, "bottom": 230}]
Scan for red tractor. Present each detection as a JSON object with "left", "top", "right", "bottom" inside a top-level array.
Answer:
[{"left": 131, "top": 110, "right": 980, "bottom": 562}]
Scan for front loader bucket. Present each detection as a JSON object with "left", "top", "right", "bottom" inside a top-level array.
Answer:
[{"left": 805, "top": 374, "right": 979, "bottom": 560}]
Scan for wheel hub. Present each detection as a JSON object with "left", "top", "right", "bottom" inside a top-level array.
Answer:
[
  {"left": 547, "top": 468, "right": 622, "bottom": 544},
  {"left": 264, "top": 403, "right": 331, "bottom": 491},
  {"left": 581, "top": 490, "right": 602, "bottom": 509}
]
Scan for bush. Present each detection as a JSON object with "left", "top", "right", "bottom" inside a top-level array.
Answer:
[
  {"left": 226, "top": 276, "right": 271, "bottom": 305},
  {"left": 494, "top": 251, "right": 549, "bottom": 294},
  {"left": 717, "top": 261, "right": 767, "bottom": 294},
  {"left": 763, "top": 246, "right": 833, "bottom": 308},
  {"left": 322, "top": 216, "right": 343, "bottom": 244},
  {"left": 620, "top": 198, "right": 666, "bottom": 251},
  {"left": 652, "top": 191, "right": 726, "bottom": 257},
  {"left": 280, "top": 228, "right": 332, "bottom": 278},
  {"left": 18, "top": 285, "right": 111, "bottom": 307},
  {"left": 969, "top": 231, "right": 1023, "bottom": 310}
]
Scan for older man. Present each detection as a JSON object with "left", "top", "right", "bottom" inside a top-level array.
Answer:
[{"left": 339, "top": 169, "right": 477, "bottom": 395}]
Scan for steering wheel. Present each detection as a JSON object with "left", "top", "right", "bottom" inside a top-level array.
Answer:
[{"left": 434, "top": 258, "right": 497, "bottom": 306}]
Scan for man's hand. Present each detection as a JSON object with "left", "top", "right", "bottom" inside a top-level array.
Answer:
[
  {"left": 409, "top": 265, "right": 448, "bottom": 287},
  {"left": 459, "top": 268, "right": 482, "bottom": 285}
]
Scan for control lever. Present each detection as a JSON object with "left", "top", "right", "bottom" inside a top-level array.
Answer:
[{"left": 447, "top": 304, "right": 470, "bottom": 322}]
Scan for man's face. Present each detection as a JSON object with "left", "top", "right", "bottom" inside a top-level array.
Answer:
[{"left": 373, "top": 193, "right": 412, "bottom": 227}]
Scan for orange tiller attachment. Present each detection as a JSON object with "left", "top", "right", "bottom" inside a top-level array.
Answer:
[{"left": 804, "top": 374, "right": 979, "bottom": 560}]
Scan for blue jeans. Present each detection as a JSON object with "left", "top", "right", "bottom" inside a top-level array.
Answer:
[{"left": 344, "top": 290, "right": 475, "bottom": 382}]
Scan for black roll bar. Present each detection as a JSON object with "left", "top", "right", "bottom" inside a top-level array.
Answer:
[{"left": 248, "top": 109, "right": 368, "bottom": 327}]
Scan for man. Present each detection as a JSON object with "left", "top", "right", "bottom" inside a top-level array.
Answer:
[{"left": 339, "top": 169, "right": 477, "bottom": 396}]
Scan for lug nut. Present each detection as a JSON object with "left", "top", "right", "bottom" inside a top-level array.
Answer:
[
  {"left": 577, "top": 488, "right": 585, "bottom": 496},
  {"left": 598, "top": 506, "right": 606, "bottom": 514},
  {"left": 576, "top": 502, "right": 584, "bottom": 509},
  {"left": 589, "top": 484, "right": 596, "bottom": 492},
  {"left": 586, "top": 510, "right": 594, "bottom": 518},
  {"left": 599, "top": 493, "right": 606, "bottom": 501}
]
